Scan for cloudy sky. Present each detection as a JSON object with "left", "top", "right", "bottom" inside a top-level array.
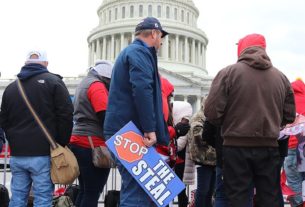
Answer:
[{"left": 0, "top": 0, "right": 304, "bottom": 81}]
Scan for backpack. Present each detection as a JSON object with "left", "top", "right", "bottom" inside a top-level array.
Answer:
[
  {"left": 0, "top": 142, "right": 9, "bottom": 207},
  {"left": 0, "top": 184, "right": 9, "bottom": 207},
  {"left": 64, "top": 184, "right": 80, "bottom": 204},
  {"left": 104, "top": 190, "right": 120, "bottom": 207},
  {"left": 52, "top": 195, "right": 74, "bottom": 207}
]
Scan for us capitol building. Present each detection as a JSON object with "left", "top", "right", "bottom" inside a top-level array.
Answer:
[{"left": 0, "top": 0, "right": 213, "bottom": 112}]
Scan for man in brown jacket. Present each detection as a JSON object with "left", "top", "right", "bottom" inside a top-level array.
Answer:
[{"left": 204, "top": 33, "right": 295, "bottom": 207}]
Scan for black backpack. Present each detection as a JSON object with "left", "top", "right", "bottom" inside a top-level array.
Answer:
[
  {"left": 64, "top": 184, "right": 80, "bottom": 204},
  {"left": 0, "top": 184, "right": 9, "bottom": 207},
  {"left": 0, "top": 142, "right": 9, "bottom": 207},
  {"left": 104, "top": 190, "right": 120, "bottom": 207}
]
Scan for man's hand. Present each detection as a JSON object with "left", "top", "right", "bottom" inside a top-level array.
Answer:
[{"left": 143, "top": 132, "right": 157, "bottom": 147}]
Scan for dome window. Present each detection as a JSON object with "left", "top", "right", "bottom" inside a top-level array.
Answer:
[
  {"left": 181, "top": 10, "right": 184, "bottom": 22},
  {"left": 122, "top": 6, "right": 125, "bottom": 18},
  {"left": 148, "top": 5, "right": 152, "bottom": 17},
  {"left": 115, "top": 8, "right": 118, "bottom": 20},
  {"left": 139, "top": 5, "right": 143, "bottom": 17},
  {"left": 187, "top": 12, "right": 190, "bottom": 24},
  {"left": 166, "top": 6, "right": 170, "bottom": 19},
  {"left": 157, "top": 5, "right": 161, "bottom": 18},
  {"left": 130, "top": 5, "right": 134, "bottom": 18}
]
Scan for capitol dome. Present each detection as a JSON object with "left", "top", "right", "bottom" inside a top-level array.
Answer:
[{"left": 87, "top": 0, "right": 212, "bottom": 111}]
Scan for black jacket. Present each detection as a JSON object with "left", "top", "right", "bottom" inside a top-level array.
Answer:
[{"left": 0, "top": 64, "right": 73, "bottom": 156}]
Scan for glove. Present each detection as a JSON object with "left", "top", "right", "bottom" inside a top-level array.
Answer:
[{"left": 175, "top": 122, "right": 190, "bottom": 137}]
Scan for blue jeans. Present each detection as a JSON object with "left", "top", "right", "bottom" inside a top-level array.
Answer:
[
  {"left": 116, "top": 160, "right": 155, "bottom": 207},
  {"left": 195, "top": 165, "right": 215, "bottom": 207},
  {"left": 215, "top": 166, "right": 228, "bottom": 207},
  {"left": 9, "top": 156, "right": 53, "bottom": 207},
  {"left": 70, "top": 144, "right": 110, "bottom": 207},
  {"left": 215, "top": 167, "right": 253, "bottom": 207},
  {"left": 284, "top": 149, "right": 305, "bottom": 207}
]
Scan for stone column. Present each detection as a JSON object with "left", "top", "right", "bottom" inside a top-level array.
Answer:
[
  {"left": 96, "top": 39, "right": 101, "bottom": 60},
  {"left": 111, "top": 35, "right": 115, "bottom": 61},
  {"left": 184, "top": 36, "right": 188, "bottom": 63},
  {"left": 196, "top": 96, "right": 201, "bottom": 112},
  {"left": 184, "top": 95, "right": 187, "bottom": 102},
  {"left": 197, "top": 41, "right": 201, "bottom": 66},
  {"left": 88, "top": 43, "right": 92, "bottom": 66},
  {"left": 91, "top": 40, "right": 96, "bottom": 65},
  {"left": 121, "top": 33, "right": 125, "bottom": 51},
  {"left": 175, "top": 35, "right": 179, "bottom": 61},
  {"left": 191, "top": 38, "right": 195, "bottom": 64},
  {"left": 203, "top": 45, "right": 206, "bottom": 68},
  {"left": 170, "top": 37, "right": 175, "bottom": 60},
  {"left": 102, "top": 36, "right": 106, "bottom": 60},
  {"left": 164, "top": 35, "right": 169, "bottom": 61},
  {"left": 115, "top": 38, "right": 120, "bottom": 59}
]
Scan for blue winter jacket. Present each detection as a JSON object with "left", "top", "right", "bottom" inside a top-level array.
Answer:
[{"left": 104, "top": 39, "right": 170, "bottom": 146}]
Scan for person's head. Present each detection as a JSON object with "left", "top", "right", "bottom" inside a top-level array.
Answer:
[
  {"left": 172, "top": 101, "right": 193, "bottom": 125},
  {"left": 92, "top": 60, "right": 113, "bottom": 88},
  {"left": 237, "top": 33, "right": 266, "bottom": 57},
  {"left": 291, "top": 78, "right": 305, "bottom": 95},
  {"left": 135, "top": 17, "right": 169, "bottom": 51},
  {"left": 25, "top": 50, "right": 48, "bottom": 67}
]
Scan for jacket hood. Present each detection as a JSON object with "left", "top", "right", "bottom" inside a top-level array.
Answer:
[
  {"left": 173, "top": 101, "right": 193, "bottom": 125},
  {"left": 291, "top": 79, "right": 305, "bottom": 95},
  {"left": 17, "top": 63, "right": 49, "bottom": 80},
  {"left": 161, "top": 76, "right": 174, "bottom": 122},
  {"left": 238, "top": 47, "right": 272, "bottom": 70},
  {"left": 161, "top": 76, "right": 174, "bottom": 97}
]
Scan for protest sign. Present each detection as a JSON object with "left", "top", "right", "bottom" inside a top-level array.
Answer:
[{"left": 106, "top": 121, "right": 185, "bottom": 207}]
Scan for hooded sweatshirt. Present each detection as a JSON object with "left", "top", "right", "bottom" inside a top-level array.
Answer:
[
  {"left": 17, "top": 63, "right": 49, "bottom": 80},
  {"left": 161, "top": 76, "right": 174, "bottom": 124},
  {"left": 288, "top": 79, "right": 305, "bottom": 148},
  {"left": 204, "top": 34, "right": 296, "bottom": 147},
  {"left": 156, "top": 77, "right": 175, "bottom": 156},
  {"left": 0, "top": 63, "right": 73, "bottom": 156}
]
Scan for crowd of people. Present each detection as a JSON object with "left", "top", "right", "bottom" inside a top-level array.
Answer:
[{"left": 0, "top": 16, "right": 304, "bottom": 207}]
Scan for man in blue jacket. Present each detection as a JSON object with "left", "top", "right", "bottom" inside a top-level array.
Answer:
[{"left": 104, "top": 17, "right": 169, "bottom": 206}]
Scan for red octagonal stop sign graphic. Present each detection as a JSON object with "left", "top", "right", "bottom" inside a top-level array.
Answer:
[{"left": 115, "top": 131, "right": 147, "bottom": 163}]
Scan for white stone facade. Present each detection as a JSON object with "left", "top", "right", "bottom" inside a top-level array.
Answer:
[{"left": 87, "top": 0, "right": 213, "bottom": 112}]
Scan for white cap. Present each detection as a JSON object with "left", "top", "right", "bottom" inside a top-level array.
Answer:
[
  {"left": 25, "top": 50, "right": 48, "bottom": 62},
  {"left": 93, "top": 60, "right": 113, "bottom": 78}
]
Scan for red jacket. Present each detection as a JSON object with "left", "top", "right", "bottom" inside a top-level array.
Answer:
[
  {"left": 289, "top": 79, "right": 305, "bottom": 148},
  {"left": 156, "top": 77, "right": 175, "bottom": 156}
]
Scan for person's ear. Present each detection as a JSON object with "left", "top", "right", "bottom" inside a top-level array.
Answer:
[{"left": 151, "top": 30, "right": 157, "bottom": 39}]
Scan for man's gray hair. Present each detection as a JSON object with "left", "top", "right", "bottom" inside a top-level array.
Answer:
[{"left": 135, "top": 29, "right": 154, "bottom": 37}]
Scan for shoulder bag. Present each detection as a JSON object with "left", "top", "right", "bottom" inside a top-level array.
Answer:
[
  {"left": 17, "top": 79, "right": 79, "bottom": 185},
  {"left": 87, "top": 136, "right": 115, "bottom": 168}
]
